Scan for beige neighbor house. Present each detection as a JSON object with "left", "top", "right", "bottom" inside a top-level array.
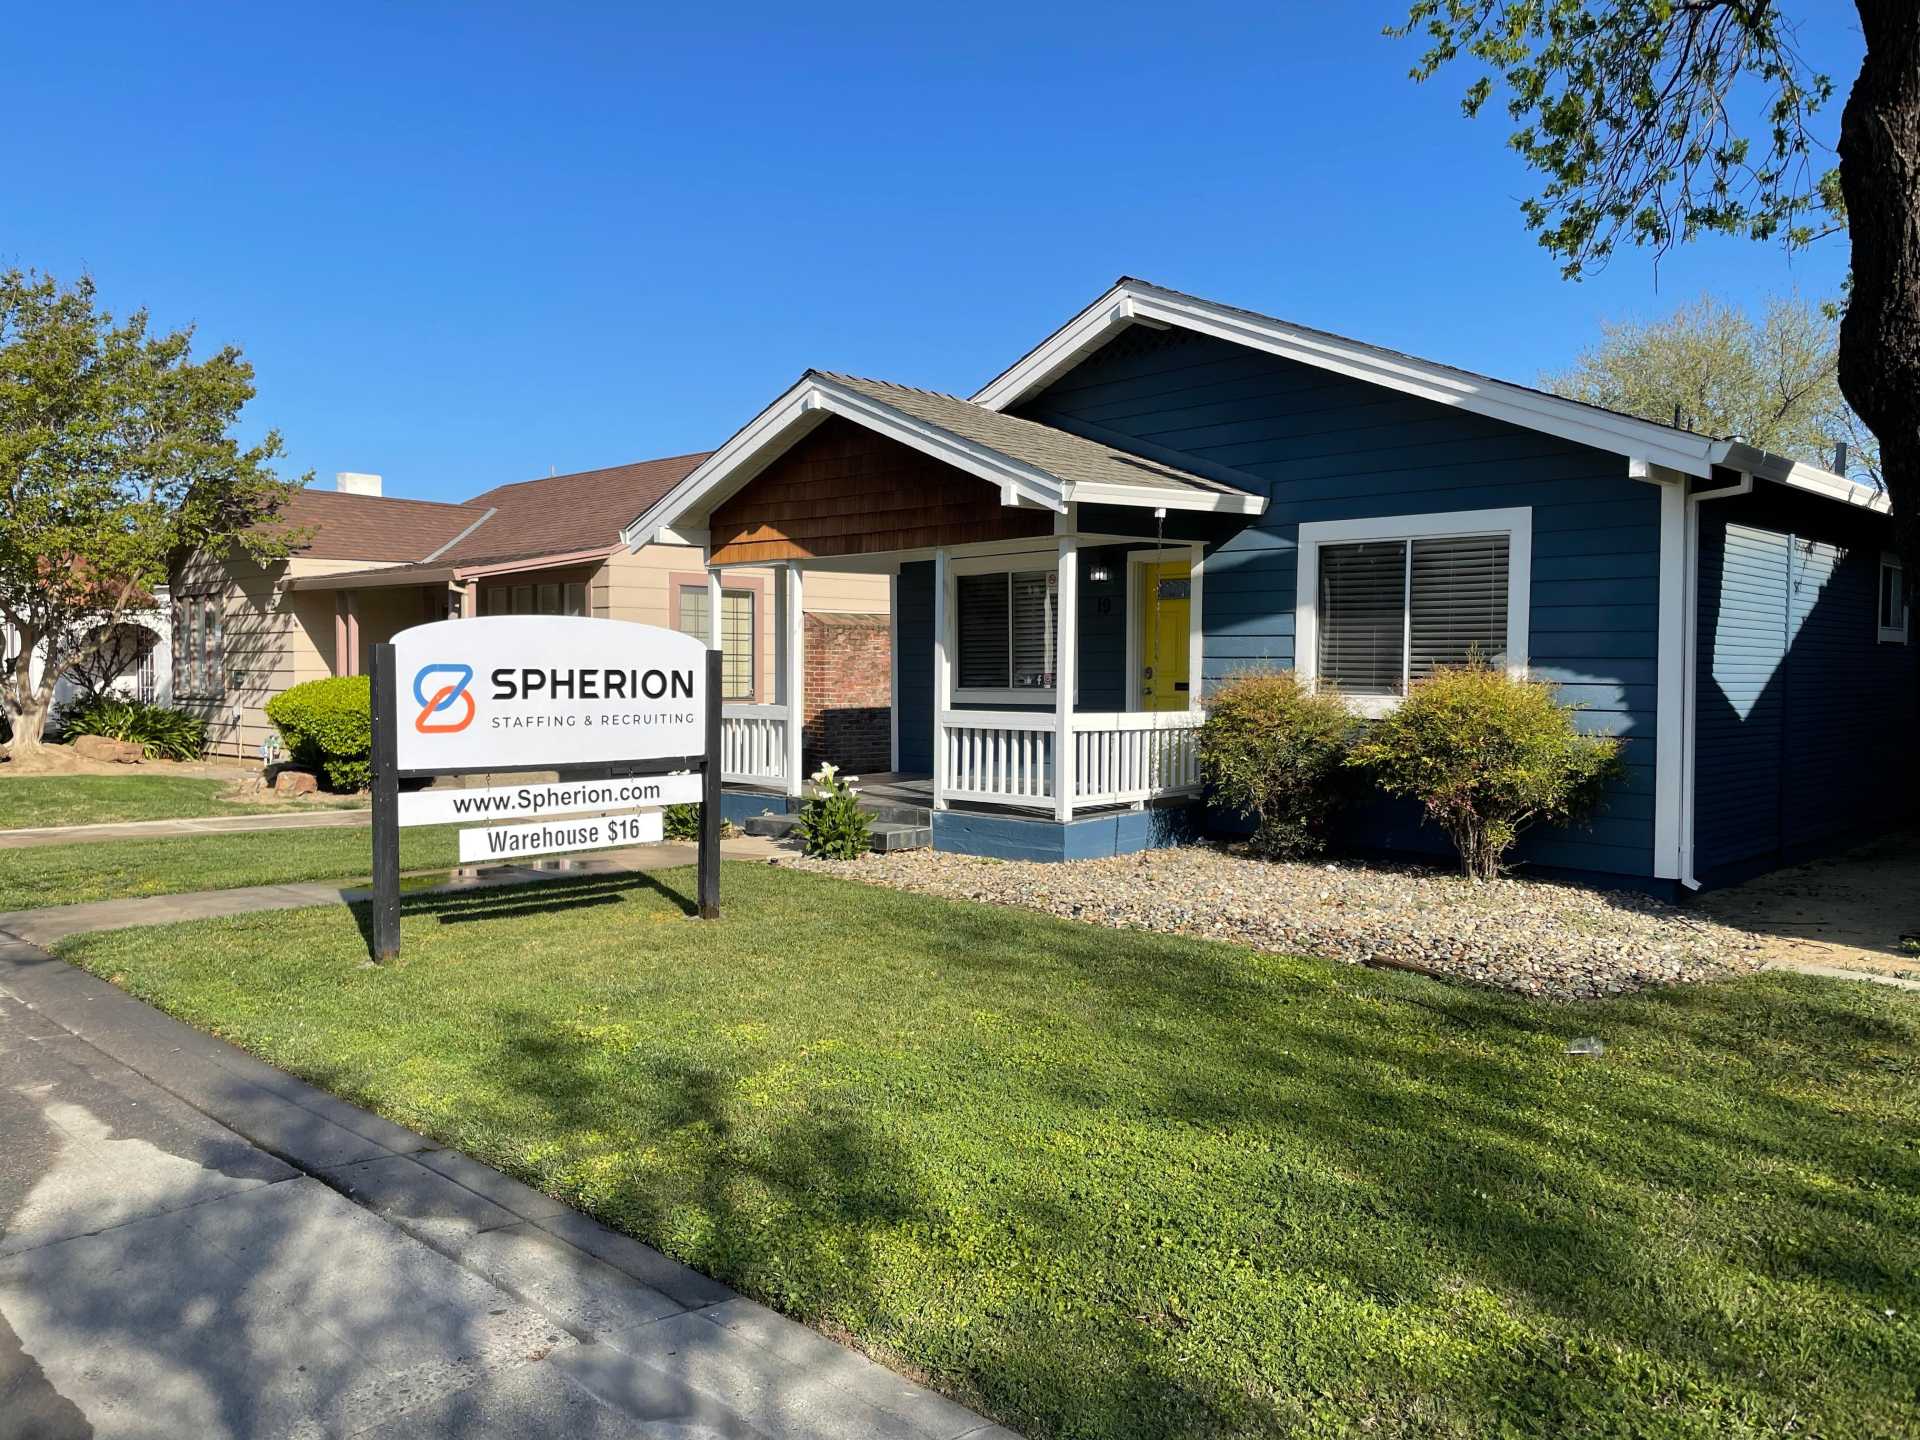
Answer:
[{"left": 171, "top": 461, "right": 889, "bottom": 768}]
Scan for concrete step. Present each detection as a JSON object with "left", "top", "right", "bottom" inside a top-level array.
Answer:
[{"left": 740, "top": 811, "right": 930, "bottom": 852}]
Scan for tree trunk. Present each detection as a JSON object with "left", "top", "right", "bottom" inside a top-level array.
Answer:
[
  {"left": 4, "top": 692, "right": 52, "bottom": 759},
  {"left": 1839, "top": 3, "right": 1920, "bottom": 566}
]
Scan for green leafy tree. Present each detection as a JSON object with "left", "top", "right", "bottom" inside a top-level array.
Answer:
[
  {"left": 0, "top": 270, "right": 305, "bottom": 759},
  {"left": 1547, "top": 293, "right": 1878, "bottom": 484},
  {"left": 1393, "top": 2, "right": 1920, "bottom": 554}
]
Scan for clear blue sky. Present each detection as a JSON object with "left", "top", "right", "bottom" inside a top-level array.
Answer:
[{"left": 7, "top": 2, "right": 1864, "bottom": 503}]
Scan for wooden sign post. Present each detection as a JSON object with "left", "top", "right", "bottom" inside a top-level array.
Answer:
[{"left": 368, "top": 618, "right": 723, "bottom": 962}]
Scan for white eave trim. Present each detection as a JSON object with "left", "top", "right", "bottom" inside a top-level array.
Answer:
[
  {"left": 621, "top": 374, "right": 1070, "bottom": 551},
  {"left": 974, "top": 280, "right": 1884, "bottom": 513},
  {"left": 1069, "top": 481, "right": 1264, "bottom": 515}
]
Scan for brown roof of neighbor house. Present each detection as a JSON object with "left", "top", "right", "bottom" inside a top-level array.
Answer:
[
  {"left": 280, "top": 487, "right": 489, "bottom": 563},
  {"left": 441, "top": 453, "right": 710, "bottom": 566}
]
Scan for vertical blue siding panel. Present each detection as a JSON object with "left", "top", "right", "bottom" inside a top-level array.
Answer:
[
  {"left": 1019, "top": 328, "right": 1661, "bottom": 878},
  {"left": 896, "top": 561, "right": 934, "bottom": 773},
  {"left": 1693, "top": 492, "right": 1919, "bottom": 880}
]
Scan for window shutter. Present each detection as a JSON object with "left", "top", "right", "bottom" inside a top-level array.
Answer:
[
  {"left": 1409, "top": 534, "right": 1509, "bottom": 678},
  {"left": 1009, "top": 571, "right": 1057, "bottom": 691},
  {"left": 1318, "top": 542, "right": 1407, "bottom": 695},
  {"left": 958, "top": 574, "right": 1010, "bottom": 689}
]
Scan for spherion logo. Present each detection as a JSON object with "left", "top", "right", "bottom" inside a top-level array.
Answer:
[{"left": 413, "top": 663, "right": 476, "bottom": 734}]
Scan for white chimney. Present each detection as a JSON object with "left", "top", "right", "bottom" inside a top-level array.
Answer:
[{"left": 334, "top": 472, "right": 383, "bottom": 496}]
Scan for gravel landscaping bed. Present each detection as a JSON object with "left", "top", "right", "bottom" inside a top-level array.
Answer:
[{"left": 787, "top": 844, "right": 1763, "bottom": 999}]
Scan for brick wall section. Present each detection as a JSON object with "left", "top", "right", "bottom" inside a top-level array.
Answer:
[{"left": 804, "top": 611, "right": 891, "bottom": 775}]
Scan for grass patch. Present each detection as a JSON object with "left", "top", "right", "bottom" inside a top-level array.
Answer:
[
  {"left": 1, "top": 825, "right": 457, "bottom": 910},
  {"left": 58, "top": 863, "right": 1920, "bottom": 1439},
  {"left": 0, "top": 774, "right": 364, "bottom": 830}
]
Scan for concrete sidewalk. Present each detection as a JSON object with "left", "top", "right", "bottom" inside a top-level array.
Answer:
[
  {"left": 0, "top": 935, "right": 1011, "bottom": 1439},
  {"left": 0, "top": 835, "right": 790, "bottom": 948},
  {"left": 0, "top": 806, "right": 372, "bottom": 849}
]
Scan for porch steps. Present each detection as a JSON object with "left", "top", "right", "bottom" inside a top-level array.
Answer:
[{"left": 741, "top": 800, "right": 932, "bottom": 853}]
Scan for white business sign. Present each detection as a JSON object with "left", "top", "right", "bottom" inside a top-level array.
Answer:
[
  {"left": 457, "top": 809, "right": 665, "bottom": 864},
  {"left": 391, "top": 617, "right": 706, "bottom": 772},
  {"left": 397, "top": 773, "right": 702, "bottom": 829}
]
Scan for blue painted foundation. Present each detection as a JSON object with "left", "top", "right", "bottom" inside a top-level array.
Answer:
[
  {"left": 933, "top": 803, "right": 1202, "bottom": 862},
  {"left": 720, "top": 789, "right": 789, "bottom": 827}
]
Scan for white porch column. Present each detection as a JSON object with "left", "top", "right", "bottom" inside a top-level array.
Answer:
[
  {"left": 1054, "top": 536, "right": 1078, "bottom": 821},
  {"left": 706, "top": 568, "right": 723, "bottom": 649},
  {"left": 780, "top": 562, "right": 805, "bottom": 797},
  {"left": 1187, "top": 542, "right": 1205, "bottom": 712},
  {"left": 931, "top": 548, "right": 952, "bottom": 810}
]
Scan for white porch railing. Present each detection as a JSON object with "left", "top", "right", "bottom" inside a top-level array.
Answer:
[
  {"left": 721, "top": 703, "right": 790, "bottom": 785},
  {"left": 938, "top": 709, "right": 1203, "bottom": 814},
  {"left": 1071, "top": 711, "right": 1204, "bottom": 806}
]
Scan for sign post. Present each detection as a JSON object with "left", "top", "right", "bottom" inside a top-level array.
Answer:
[{"left": 366, "top": 616, "right": 721, "bottom": 961}]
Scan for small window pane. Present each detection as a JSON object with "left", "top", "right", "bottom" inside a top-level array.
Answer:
[
  {"left": 536, "top": 582, "right": 560, "bottom": 614},
  {"left": 1409, "top": 534, "right": 1509, "bottom": 678},
  {"left": 564, "top": 582, "right": 588, "bottom": 617},
  {"left": 1010, "top": 572, "right": 1057, "bottom": 691},
  {"left": 511, "top": 585, "right": 532, "bottom": 614},
  {"left": 677, "top": 585, "right": 710, "bottom": 641},
  {"left": 957, "top": 574, "right": 1010, "bottom": 689},
  {"left": 1318, "top": 541, "right": 1406, "bottom": 695}
]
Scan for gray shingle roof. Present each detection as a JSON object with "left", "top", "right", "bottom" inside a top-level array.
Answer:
[{"left": 814, "top": 372, "right": 1254, "bottom": 501}]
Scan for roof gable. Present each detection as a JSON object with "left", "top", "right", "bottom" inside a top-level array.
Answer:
[{"left": 973, "top": 278, "right": 1885, "bottom": 512}]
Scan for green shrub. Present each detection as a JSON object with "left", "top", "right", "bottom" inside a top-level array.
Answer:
[
  {"left": 265, "top": 676, "right": 372, "bottom": 791},
  {"left": 56, "top": 697, "right": 207, "bottom": 760},
  {"left": 795, "top": 763, "right": 871, "bottom": 859},
  {"left": 662, "top": 802, "right": 701, "bottom": 840},
  {"left": 1348, "top": 662, "right": 1625, "bottom": 881},
  {"left": 1196, "top": 669, "right": 1355, "bottom": 858}
]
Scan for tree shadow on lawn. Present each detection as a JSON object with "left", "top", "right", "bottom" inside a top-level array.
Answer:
[{"left": 311, "top": 865, "right": 1920, "bottom": 1436}]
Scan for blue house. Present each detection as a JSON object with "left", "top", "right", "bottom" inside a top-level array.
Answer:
[{"left": 623, "top": 280, "right": 1913, "bottom": 892}]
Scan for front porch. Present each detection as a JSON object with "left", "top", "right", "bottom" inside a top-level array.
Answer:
[
  {"left": 714, "top": 534, "right": 1209, "bottom": 831},
  {"left": 617, "top": 370, "right": 1267, "bottom": 854}
]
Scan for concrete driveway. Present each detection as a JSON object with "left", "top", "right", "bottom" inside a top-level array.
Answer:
[{"left": 0, "top": 941, "right": 1012, "bottom": 1440}]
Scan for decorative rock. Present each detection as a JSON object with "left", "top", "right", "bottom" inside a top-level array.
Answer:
[
  {"left": 71, "top": 734, "right": 144, "bottom": 764},
  {"left": 273, "top": 768, "right": 319, "bottom": 796},
  {"left": 791, "top": 844, "right": 1763, "bottom": 1002}
]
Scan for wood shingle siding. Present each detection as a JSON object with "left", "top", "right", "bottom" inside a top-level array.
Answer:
[
  {"left": 1017, "top": 328, "right": 1663, "bottom": 878},
  {"left": 708, "top": 419, "right": 1051, "bottom": 565}
]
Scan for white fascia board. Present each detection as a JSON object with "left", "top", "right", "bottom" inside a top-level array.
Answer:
[
  {"left": 1067, "top": 481, "right": 1267, "bottom": 515},
  {"left": 975, "top": 281, "right": 1720, "bottom": 478},
  {"left": 1714, "top": 440, "right": 1889, "bottom": 512},
  {"left": 621, "top": 375, "right": 1067, "bottom": 552}
]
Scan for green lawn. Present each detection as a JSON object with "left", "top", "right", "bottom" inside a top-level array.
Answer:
[
  {"left": 0, "top": 774, "right": 365, "bottom": 830},
  {"left": 57, "top": 863, "right": 1920, "bottom": 1439},
  {"left": 0, "top": 825, "right": 457, "bottom": 910}
]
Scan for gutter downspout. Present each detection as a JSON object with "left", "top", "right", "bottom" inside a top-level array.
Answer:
[{"left": 1678, "top": 470, "right": 1754, "bottom": 891}]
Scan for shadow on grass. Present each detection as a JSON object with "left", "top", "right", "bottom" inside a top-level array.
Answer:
[
  {"left": 241, "top": 863, "right": 1920, "bottom": 1437},
  {"left": 345, "top": 868, "right": 701, "bottom": 955}
]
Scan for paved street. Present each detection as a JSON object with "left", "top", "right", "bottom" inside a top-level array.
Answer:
[{"left": 0, "top": 938, "right": 1011, "bottom": 1439}]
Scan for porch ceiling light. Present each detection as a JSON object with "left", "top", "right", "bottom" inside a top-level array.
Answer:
[{"left": 1087, "top": 563, "right": 1113, "bottom": 584}]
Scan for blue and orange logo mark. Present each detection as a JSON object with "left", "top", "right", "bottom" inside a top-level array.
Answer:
[{"left": 413, "top": 663, "right": 475, "bottom": 734}]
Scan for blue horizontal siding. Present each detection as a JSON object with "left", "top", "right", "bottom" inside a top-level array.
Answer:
[
  {"left": 1018, "top": 327, "right": 1661, "bottom": 878},
  {"left": 1692, "top": 490, "right": 1919, "bottom": 881}
]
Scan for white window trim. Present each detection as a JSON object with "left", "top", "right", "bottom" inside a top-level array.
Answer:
[
  {"left": 1295, "top": 506, "right": 1532, "bottom": 717},
  {"left": 1878, "top": 551, "right": 1909, "bottom": 645},
  {"left": 950, "top": 551, "right": 1063, "bottom": 704}
]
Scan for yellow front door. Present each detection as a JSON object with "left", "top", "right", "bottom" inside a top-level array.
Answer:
[{"left": 1140, "top": 560, "right": 1191, "bottom": 710}]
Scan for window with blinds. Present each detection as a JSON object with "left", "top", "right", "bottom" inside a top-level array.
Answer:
[
  {"left": 1317, "top": 533, "right": 1510, "bottom": 695},
  {"left": 958, "top": 570, "right": 1057, "bottom": 692},
  {"left": 676, "top": 586, "right": 755, "bottom": 699}
]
